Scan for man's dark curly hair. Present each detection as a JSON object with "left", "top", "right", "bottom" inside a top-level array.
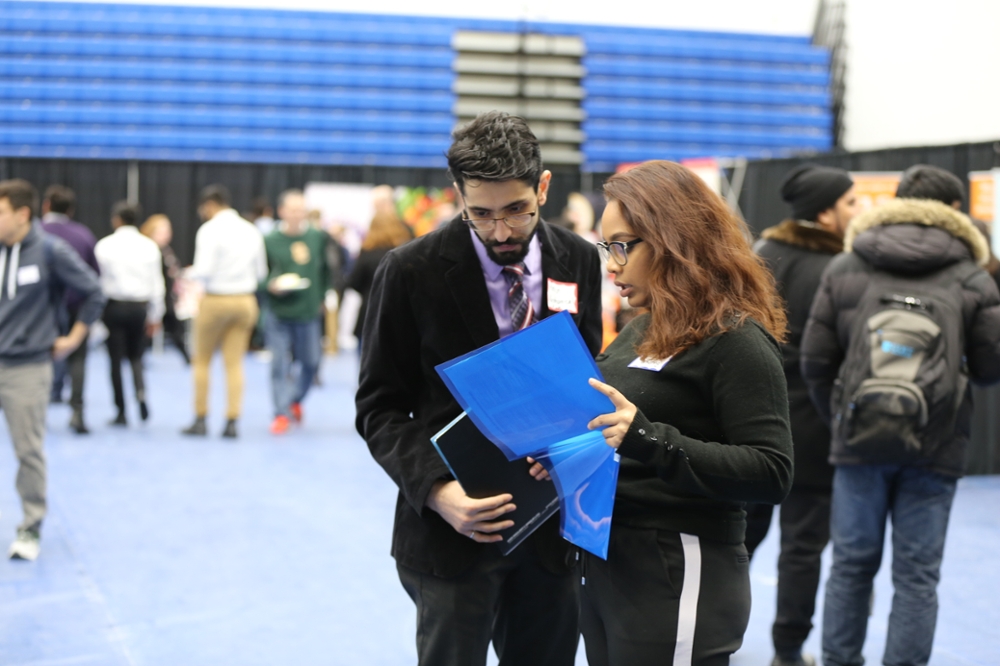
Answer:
[{"left": 447, "top": 111, "right": 543, "bottom": 193}]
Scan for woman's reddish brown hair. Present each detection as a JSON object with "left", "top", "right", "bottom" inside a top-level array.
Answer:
[
  {"left": 362, "top": 211, "right": 411, "bottom": 251},
  {"left": 604, "top": 160, "right": 787, "bottom": 359}
]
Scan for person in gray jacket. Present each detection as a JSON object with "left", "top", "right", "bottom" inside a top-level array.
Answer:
[
  {"left": 800, "top": 166, "right": 1000, "bottom": 666},
  {"left": 0, "top": 179, "right": 105, "bottom": 561}
]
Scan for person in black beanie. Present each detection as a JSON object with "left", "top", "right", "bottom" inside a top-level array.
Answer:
[{"left": 750, "top": 164, "right": 859, "bottom": 666}]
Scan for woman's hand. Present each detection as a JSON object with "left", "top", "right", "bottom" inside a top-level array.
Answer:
[{"left": 587, "top": 378, "right": 638, "bottom": 449}]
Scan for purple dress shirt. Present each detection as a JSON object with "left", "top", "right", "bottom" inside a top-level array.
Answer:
[{"left": 470, "top": 227, "right": 543, "bottom": 339}]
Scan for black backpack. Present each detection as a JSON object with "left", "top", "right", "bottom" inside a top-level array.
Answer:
[{"left": 831, "top": 260, "right": 980, "bottom": 463}]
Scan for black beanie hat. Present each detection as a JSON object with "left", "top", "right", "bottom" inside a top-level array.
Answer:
[{"left": 780, "top": 164, "right": 854, "bottom": 222}]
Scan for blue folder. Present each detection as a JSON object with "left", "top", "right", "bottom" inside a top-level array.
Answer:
[{"left": 435, "top": 311, "right": 619, "bottom": 559}]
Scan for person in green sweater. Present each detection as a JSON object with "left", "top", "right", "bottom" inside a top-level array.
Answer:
[
  {"left": 581, "top": 161, "right": 794, "bottom": 666},
  {"left": 263, "top": 189, "right": 330, "bottom": 435}
]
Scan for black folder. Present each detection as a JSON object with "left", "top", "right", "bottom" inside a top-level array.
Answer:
[{"left": 432, "top": 412, "right": 560, "bottom": 555}]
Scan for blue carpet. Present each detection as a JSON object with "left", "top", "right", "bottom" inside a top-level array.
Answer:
[{"left": 1, "top": 347, "right": 998, "bottom": 665}]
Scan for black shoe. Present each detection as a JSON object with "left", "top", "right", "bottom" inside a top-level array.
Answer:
[
  {"left": 182, "top": 417, "right": 207, "bottom": 436},
  {"left": 771, "top": 652, "right": 816, "bottom": 666},
  {"left": 139, "top": 401, "right": 149, "bottom": 422},
  {"left": 221, "top": 419, "right": 238, "bottom": 439},
  {"left": 109, "top": 412, "right": 127, "bottom": 427},
  {"left": 69, "top": 410, "right": 90, "bottom": 435}
]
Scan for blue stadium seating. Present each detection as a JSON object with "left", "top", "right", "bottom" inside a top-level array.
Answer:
[
  {"left": 0, "top": 0, "right": 833, "bottom": 170},
  {"left": 584, "top": 56, "right": 829, "bottom": 86},
  {"left": 0, "top": 103, "right": 455, "bottom": 133},
  {"left": 0, "top": 36, "right": 455, "bottom": 68}
]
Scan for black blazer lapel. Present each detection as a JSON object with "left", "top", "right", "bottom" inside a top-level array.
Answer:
[
  {"left": 439, "top": 218, "right": 500, "bottom": 348},
  {"left": 537, "top": 220, "right": 581, "bottom": 318}
]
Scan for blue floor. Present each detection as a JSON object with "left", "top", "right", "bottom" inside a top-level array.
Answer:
[{"left": 1, "top": 347, "right": 998, "bottom": 665}]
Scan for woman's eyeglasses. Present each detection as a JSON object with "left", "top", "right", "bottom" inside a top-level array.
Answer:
[
  {"left": 596, "top": 238, "right": 644, "bottom": 266},
  {"left": 462, "top": 210, "right": 538, "bottom": 232}
]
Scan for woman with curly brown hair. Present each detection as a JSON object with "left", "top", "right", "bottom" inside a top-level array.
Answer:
[{"left": 582, "top": 160, "right": 794, "bottom": 666}]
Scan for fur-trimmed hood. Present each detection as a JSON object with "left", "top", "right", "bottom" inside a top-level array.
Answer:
[
  {"left": 760, "top": 220, "right": 843, "bottom": 254},
  {"left": 845, "top": 198, "right": 989, "bottom": 269}
]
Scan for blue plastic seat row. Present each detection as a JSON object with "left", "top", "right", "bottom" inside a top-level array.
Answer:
[
  {"left": 0, "top": 124, "right": 451, "bottom": 154},
  {"left": 0, "top": 80, "right": 455, "bottom": 111},
  {"left": 0, "top": 102, "right": 455, "bottom": 133},
  {"left": 0, "top": 14, "right": 455, "bottom": 46},
  {"left": 584, "top": 121, "right": 831, "bottom": 149},
  {"left": 586, "top": 78, "right": 829, "bottom": 107},
  {"left": 585, "top": 142, "right": 800, "bottom": 164},
  {"left": 0, "top": 142, "right": 449, "bottom": 168},
  {"left": 0, "top": 57, "right": 453, "bottom": 89},
  {"left": 584, "top": 99, "right": 831, "bottom": 128},
  {"left": 585, "top": 55, "right": 829, "bottom": 87},
  {"left": 584, "top": 35, "right": 829, "bottom": 66},
  {"left": 0, "top": 36, "right": 455, "bottom": 69}
]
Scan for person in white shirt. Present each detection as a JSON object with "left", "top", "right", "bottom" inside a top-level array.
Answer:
[
  {"left": 182, "top": 185, "right": 267, "bottom": 439},
  {"left": 94, "top": 201, "right": 165, "bottom": 426}
]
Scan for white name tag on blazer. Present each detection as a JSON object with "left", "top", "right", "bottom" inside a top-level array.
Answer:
[
  {"left": 17, "top": 265, "right": 41, "bottom": 286},
  {"left": 628, "top": 356, "right": 672, "bottom": 372},
  {"left": 547, "top": 279, "right": 578, "bottom": 313}
]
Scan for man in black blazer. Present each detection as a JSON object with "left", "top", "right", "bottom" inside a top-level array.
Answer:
[{"left": 356, "top": 111, "right": 603, "bottom": 665}]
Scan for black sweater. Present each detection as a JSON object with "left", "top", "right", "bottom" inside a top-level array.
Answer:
[{"left": 597, "top": 315, "right": 793, "bottom": 544}]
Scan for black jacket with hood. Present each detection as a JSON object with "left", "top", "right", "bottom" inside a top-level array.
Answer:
[
  {"left": 756, "top": 220, "right": 843, "bottom": 490},
  {"left": 800, "top": 198, "right": 1000, "bottom": 477}
]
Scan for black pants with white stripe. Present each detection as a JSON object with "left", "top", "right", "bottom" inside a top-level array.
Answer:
[{"left": 580, "top": 526, "right": 751, "bottom": 666}]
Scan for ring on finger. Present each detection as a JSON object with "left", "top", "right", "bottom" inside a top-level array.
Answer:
[{"left": 469, "top": 530, "right": 475, "bottom": 539}]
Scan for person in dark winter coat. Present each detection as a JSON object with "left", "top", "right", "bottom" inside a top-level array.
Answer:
[
  {"left": 801, "top": 169, "right": 1000, "bottom": 666},
  {"left": 751, "top": 164, "right": 859, "bottom": 666}
]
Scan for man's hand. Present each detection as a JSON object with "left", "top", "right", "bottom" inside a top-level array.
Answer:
[
  {"left": 145, "top": 321, "right": 162, "bottom": 337},
  {"left": 426, "top": 480, "right": 516, "bottom": 543},
  {"left": 52, "top": 335, "right": 79, "bottom": 361},
  {"left": 526, "top": 456, "right": 551, "bottom": 481},
  {"left": 267, "top": 278, "right": 292, "bottom": 296},
  {"left": 52, "top": 321, "right": 89, "bottom": 361}
]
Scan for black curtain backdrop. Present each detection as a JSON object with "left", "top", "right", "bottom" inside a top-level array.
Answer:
[
  {"left": 2, "top": 158, "right": 581, "bottom": 265},
  {"left": 0, "top": 158, "right": 128, "bottom": 240},
  {"left": 737, "top": 140, "right": 1000, "bottom": 235}
]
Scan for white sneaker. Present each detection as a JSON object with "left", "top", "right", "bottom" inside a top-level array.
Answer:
[{"left": 9, "top": 529, "right": 40, "bottom": 561}]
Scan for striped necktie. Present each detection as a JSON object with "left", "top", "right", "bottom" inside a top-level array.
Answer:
[{"left": 502, "top": 262, "right": 536, "bottom": 332}]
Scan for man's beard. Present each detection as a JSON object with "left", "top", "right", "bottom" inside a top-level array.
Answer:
[{"left": 482, "top": 227, "right": 538, "bottom": 266}]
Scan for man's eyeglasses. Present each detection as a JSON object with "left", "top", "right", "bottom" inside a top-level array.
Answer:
[
  {"left": 596, "top": 238, "right": 644, "bottom": 266},
  {"left": 462, "top": 210, "right": 538, "bottom": 232}
]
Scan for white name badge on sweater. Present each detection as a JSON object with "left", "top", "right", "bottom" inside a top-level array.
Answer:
[
  {"left": 547, "top": 279, "right": 578, "bottom": 313},
  {"left": 17, "top": 265, "right": 40, "bottom": 286},
  {"left": 628, "top": 355, "right": 672, "bottom": 372}
]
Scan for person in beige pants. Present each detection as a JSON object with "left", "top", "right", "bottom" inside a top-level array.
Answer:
[{"left": 182, "top": 184, "right": 266, "bottom": 439}]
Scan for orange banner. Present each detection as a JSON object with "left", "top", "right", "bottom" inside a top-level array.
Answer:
[
  {"left": 850, "top": 172, "right": 901, "bottom": 213},
  {"left": 969, "top": 171, "right": 995, "bottom": 223}
]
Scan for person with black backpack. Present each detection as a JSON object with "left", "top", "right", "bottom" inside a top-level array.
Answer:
[{"left": 801, "top": 165, "right": 1000, "bottom": 666}]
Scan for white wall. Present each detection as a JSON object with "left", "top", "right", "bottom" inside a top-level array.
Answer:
[
  {"left": 32, "top": 0, "right": 819, "bottom": 35},
  {"left": 843, "top": 0, "right": 1000, "bottom": 151}
]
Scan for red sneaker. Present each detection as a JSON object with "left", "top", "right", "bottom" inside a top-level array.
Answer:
[
  {"left": 290, "top": 403, "right": 303, "bottom": 424},
  {"left": 270, "top": 415, "right": 291, "bottom": 435}
]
